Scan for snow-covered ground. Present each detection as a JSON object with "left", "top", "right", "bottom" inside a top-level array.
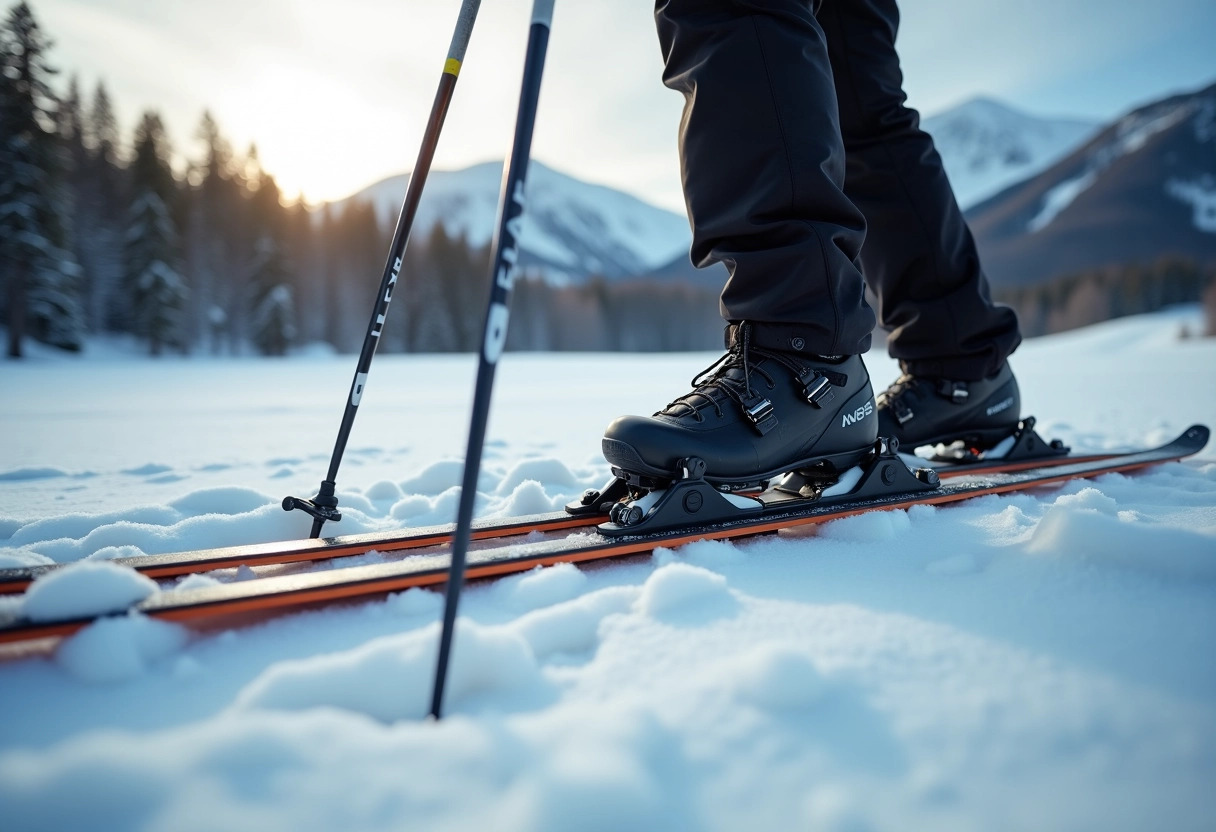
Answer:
[{"left": 1, "top": 308, "right": 1214, "bottom": 831}]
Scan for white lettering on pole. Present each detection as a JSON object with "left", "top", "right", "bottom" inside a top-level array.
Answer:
[
  {"left": 483, "top": 179, "right": 528, "bottom": 364},
  {"left": 495, "top": 182, "right": 527, "bottom": 292},
  {"left": 484, "top": 304, "right": 510, "bottom": 363},
  {"left": 370, "top": 258, "right": 403, "bottom": 340},
  {"left": 352, "top": 372, "right": 369, "bottom": 406},
  {"left": 386, "top": 257, "right": 401, "bottom": 301}
]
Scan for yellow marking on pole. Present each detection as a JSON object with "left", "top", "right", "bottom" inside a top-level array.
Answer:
[{"left": 444, "top": 58, "right": 462, "bottom": 77}]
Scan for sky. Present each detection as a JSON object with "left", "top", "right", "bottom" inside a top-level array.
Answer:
[{"left": 28, "top": 0, "right": 1216, "bottom": 214}]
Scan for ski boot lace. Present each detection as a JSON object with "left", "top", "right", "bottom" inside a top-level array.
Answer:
[{"left": 660, "top": 324, "right": 776, "bottom": 423}]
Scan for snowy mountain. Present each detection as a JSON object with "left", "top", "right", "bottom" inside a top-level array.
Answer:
[
  {"left": 968, "top": 81, "right": 1216, "bottom": 287},
  {"left": 340, "top": 160, "right": 691, "bottom": 285},
  {"left": 921, "top": 97, "right": 1098, "bottom": 209},
  {"left": 339, "top": 91, "right": 1198, "bottom": 293}
]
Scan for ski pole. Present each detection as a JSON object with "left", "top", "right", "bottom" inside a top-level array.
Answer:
[
  {"left": 429, "top": 0, "right": 555, "bottom": 721},
  {"left": 283, "top": 0, "right": 482, "bottom": 539}
]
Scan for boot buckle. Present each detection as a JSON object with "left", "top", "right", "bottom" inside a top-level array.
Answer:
[
  {"left": 803, "top": 374, "right": 835, "bottom": 408},
  {"left": 936, "top": 380, "right": 969, "bottom": 403},
  {"left": 741, "top": 393, "right": 777, "bottom": 435}
]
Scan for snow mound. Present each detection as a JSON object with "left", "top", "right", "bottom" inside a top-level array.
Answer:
[
  {"left": 55, "top": 613, "right": 188, "bottom": 683},
  {"left": 1027, "top": 491, "right": 1216, "bottom": 579},
  {"left": 512, "top": 586, "right": 639, "bottom": 660},
  {"left": 388, "top": 494, "right": 434, "bottom": 520},
  {"left": 385, "top": 587, "right": 443, "bottom": 617},
  {"left": 819, "top": 509, "right": 913, "bottom": 542},
  {"left": 169, "top": 487, "right": 274, "bottom": 516},
  {"left": 174, "top": 573, "right": 222, "bottom": 591},
  {"left": 0, "top": 466, "right": 69, "bottom": 481},
  {"left": 9, "top": 506, "right": 181, "bottom": 550},
  {"left": 654, "top": 539, "right": 747, "bottom": 570},
  {"left": 21, "top": 561, "right": 158, "bottom": 622},
  {"left": 635, "top": 563, "right": 736, "bottom": 620},
  {"left": 729, "top": 646, "right": 829, "bottom": 711},
  {"left": 87, "top": 545, "right": 147, "bottom": 561},
  {"left": 20, "top": 503, "right": 314, "bottom": 564},
  {"left": 122, "top": 463, "right": 174, "bottom": 476},
  {"left": 497, "top": 480, "right": 559, "bottom": 517},
  {"left": 363, "top": 480, "right": 404, "bottom": 502},
  {"left": 388, "top": 486, "right": 494, "bottom": 528},
  {"left": 236, "top": 620, "right": 549, "bottom": 721},
  {"left": 399, "top": 460, "right": 470, "bottom": 495},
  {"left": 494, "top": 562, "right": 588, "bottom": 612},
  {"left": 495, "top": 458, "right": 580, "bottom": 494},
  {"left": 0, "top": 547, "right": 54, "bottom": 569}
]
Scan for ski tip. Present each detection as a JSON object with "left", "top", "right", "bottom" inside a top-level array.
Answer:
[{"left": 1183, "top": 424, "right": 1210, "bottom": 448}]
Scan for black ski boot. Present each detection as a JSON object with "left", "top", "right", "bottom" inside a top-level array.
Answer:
[
  {"left": 876, "top": 363, "right": 1021, "bottom": 449},
  {"left": 602, "top": 323, "right": 878, "bottom": 489}
]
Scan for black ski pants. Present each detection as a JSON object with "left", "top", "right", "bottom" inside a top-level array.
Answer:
[{"left": 655, "top": 0, "right": 1021, "bottom": 380}]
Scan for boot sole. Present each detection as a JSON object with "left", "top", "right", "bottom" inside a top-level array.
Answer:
[{"left": 602, "top": 438, "right": 875, "bottom": 490}]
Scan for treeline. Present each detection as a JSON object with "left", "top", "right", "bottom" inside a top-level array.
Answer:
[
  {"left": 0, "top": 1, "right": 421, "bottom": 357},
  {"left": 0, "top": 1, "right": 723, "bottom": 358},
  {"left": 995, "top": 257, "right": 1216, "bottom": 338}
]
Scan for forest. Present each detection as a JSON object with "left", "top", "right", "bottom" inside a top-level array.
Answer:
[{"left": 1, "top": 2, "right": 1211, "bottom": 360}]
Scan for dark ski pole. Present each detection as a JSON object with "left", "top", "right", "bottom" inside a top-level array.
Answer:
[
  {"left": 428, "top": 0, "right": 554, "bottom": 720},
  {"left": 283, "top": 0, "right": 482, "bottom": 539}
]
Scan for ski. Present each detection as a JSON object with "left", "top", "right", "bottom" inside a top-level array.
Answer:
[
  {"left": 0, "top": 417, "right": 1111, "bottom": 593},
  {"left": 0, "top": 424, "right": 1205, "bottom": 648}
]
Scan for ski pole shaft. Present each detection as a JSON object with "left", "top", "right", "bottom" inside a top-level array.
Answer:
[
  {"left": 283, "top": 0, "right": 482, "bottom": 539},
  {"left": 429, "top": 0, "right": 555, "bottom": 721}
]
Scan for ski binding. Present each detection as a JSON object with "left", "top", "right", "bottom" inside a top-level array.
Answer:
[{"left": 577, "top": 438, "right": 940, "bottom": 537}]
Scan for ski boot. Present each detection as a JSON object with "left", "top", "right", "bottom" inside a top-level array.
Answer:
[
  {"left": 876, "top": 362, "right": 1022, "bottom": 453},
  {"left": 601, "top": 323, "right": 880, "bottom": 491}
]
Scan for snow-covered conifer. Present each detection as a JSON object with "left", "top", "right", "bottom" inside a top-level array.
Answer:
[
  {"left": 0, "top": 2, "right": 84, "bottom": 356},
  {"left": 249, "top": 234, "right": 296, "bottom": 356}
]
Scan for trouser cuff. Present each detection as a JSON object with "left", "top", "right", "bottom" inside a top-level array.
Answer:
[{"left": 725, "top": 321, "right": 870, "bottom": 358}]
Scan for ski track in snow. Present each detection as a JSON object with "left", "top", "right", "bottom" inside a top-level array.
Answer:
[{"left": 0, "top": 308, "right": 1214, "bottom": 831}]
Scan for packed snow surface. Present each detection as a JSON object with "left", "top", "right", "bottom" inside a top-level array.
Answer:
[{"left": 1, "top": 308, "right": 1215, "bottom": 832}]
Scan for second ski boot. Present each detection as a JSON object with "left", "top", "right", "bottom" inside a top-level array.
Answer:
[
  {"left": 876, "top": 362, "right": 1021, "bottom": 451},
  {"left": 602, "top": 323, "right": 879, "bottom": 490}
]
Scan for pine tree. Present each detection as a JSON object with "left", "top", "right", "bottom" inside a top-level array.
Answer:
[
  {"left": 124, "top": 111, "right": 187, "bottom": 355},
  {"left": 75, "top": 79, "right": 125, "bottom": 334},
  {"left": 185, "top": 110, "right": 244, "bottom": 352},
  {"left": 0, "top": 2, "right": 83, "bottom": 357},
  {"left": 249, "top": 234, "right": 296, "bottom": 356},
  {"left": 284, "top": 193, "right": 320, "bottom": 344}
]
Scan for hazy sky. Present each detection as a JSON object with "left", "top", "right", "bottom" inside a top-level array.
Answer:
[{"left": 31, "top": 0, "right": 1216, "bottom": 213}]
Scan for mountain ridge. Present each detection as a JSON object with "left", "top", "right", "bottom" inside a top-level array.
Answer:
[
  {"left": 333, "top": 92, "right": 1202, "bottom": 289},
  {"left": 967, "top": 80, "right": 1216, "bottom": 287}
]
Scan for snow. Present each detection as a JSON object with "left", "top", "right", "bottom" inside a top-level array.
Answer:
[
  {"left": 20, "top": 561, "right": 158, "bottom": 622},
  {"left": 1027, "top": 170, "right": 1098, "bottom": 232},
  {"left": 1166, "top": 176, "right": 1216, "bottom": 232},
  {"left": 1024, "top": 98, "right": 1205, "bottom": 233},
  {"left": 1, "top": 307, "right": 1215, "bottom": 831}
]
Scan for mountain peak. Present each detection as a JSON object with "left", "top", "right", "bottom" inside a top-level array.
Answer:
[
  {"left": 337, "top": 160, "right": 692, "bottom": 284},
  {"left": 922, "top": 96, "right": 1100, "bottom": 208}
]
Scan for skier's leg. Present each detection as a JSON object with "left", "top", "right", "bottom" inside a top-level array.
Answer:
[
  {"left": 600, "top": 0, "right": 880, "bottom": 486},
  {"left": 819, "top": 0, "right": 1024, "bottom": 446},
  {"left": 655, "top": 0, "right": 875, "bottom": 356}
]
